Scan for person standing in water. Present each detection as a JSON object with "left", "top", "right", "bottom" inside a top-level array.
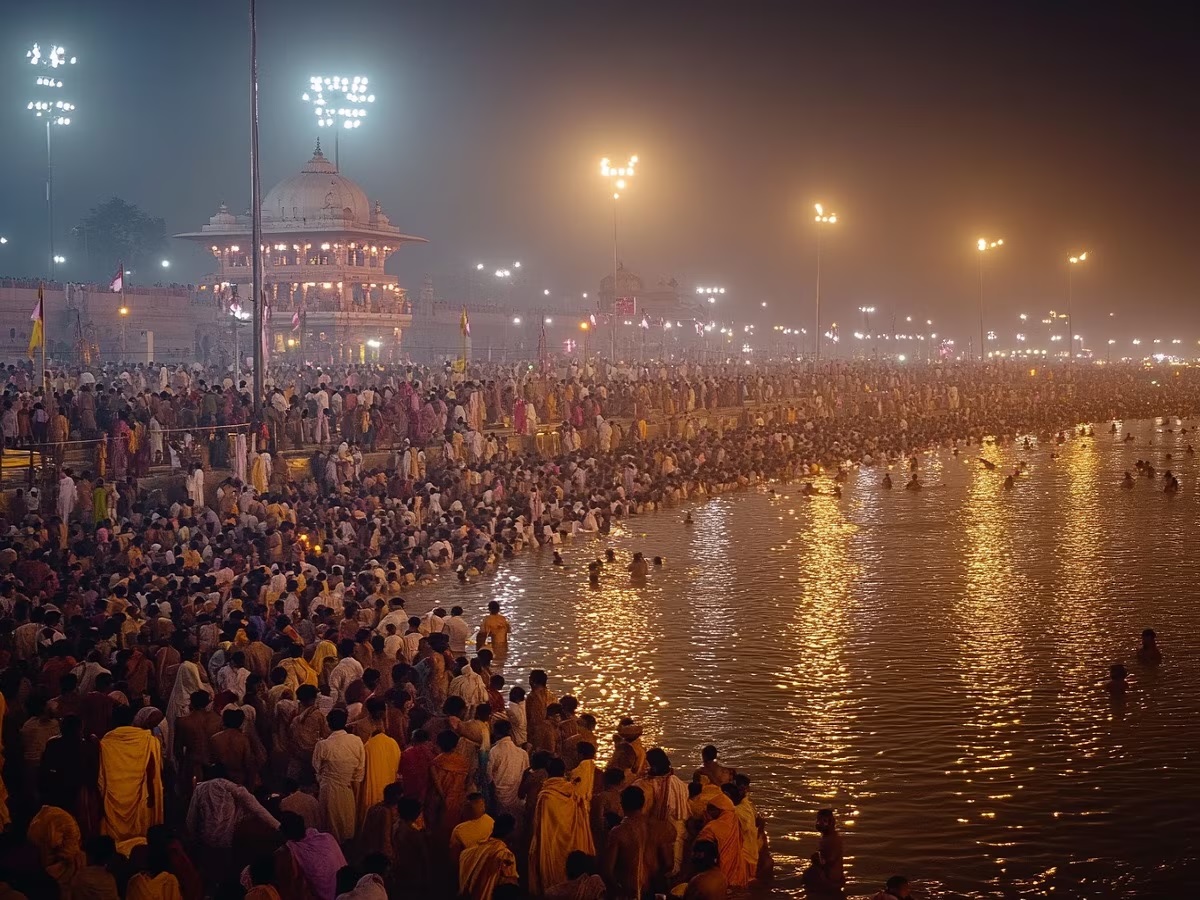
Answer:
[
  {"left": 1137, "top": 629, "right": 1162, "bottom": 666},
  {"left": 802, "top": 808, "right": 845, "bottom": 898}
]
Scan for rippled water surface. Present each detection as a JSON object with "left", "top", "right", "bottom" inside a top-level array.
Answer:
[{"left": 419, "top": 419, "right": 1200, "bottom": 897}]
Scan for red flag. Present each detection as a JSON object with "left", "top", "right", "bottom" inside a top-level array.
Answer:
[{"left": 109, "top": 264, "right": 124, "bottom": 293}]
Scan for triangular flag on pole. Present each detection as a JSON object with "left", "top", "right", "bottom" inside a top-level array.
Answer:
[
  {"left": 109, "top": 264, "right": 123, "bottom": 293},
  {"left": 28, "top": 287, "right": 44, "bottom": 359}
]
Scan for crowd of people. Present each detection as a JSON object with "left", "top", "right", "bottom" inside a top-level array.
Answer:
[{"left": 0, "top": 355, "right": 1198, "bottom": 900}]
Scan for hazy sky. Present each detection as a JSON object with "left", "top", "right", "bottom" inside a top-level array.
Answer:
[{"left": 3, "top": 1, "right": 1199, "bottom": 345}]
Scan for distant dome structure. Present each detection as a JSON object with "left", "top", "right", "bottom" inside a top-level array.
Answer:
[
  {"left": 175, "top": 141, "right": 427, "bottom": 364},
  {"left": 262, "top": 142, "right": 371, "bottom": 225},
  {"left": 599, "top": 264, "right": 644, "bottom": 299}
]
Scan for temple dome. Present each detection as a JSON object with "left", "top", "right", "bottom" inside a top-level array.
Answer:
[{"left": 262, "top": 142, "right": 371, "bottom": 225}]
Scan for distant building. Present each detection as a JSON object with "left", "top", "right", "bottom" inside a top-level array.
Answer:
[{"left": 175, "top": 141, "right": 426, "bottom": 364}]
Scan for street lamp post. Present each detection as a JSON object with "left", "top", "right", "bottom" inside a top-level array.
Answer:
[
  {"left": 26, "top": 43, "right": 77, "bottom": 279},
  {"left": 1067, "top": 251, "right": 1088, "bottom": 364},
  {"left": 977, "top": 237, "right": 1004, "bottom": 361},
  {"left": 118, "top": 304, "right": 129, "bottom": 356},
  {"left": 302, "top": 75, "right": 374, "bottom": 171},
  {"left": 814, "top": 204, "right": 838, "bottom": 361},
  {"left": 859, "top": 306, "right": 876, "bottom": 359},
  {"left": 601, "top": 155, "right": 637, "bottom": 361}
]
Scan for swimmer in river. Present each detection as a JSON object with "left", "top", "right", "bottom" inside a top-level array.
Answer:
[
  {"left": 1111, "top": 422, "right": 1119, "bottom": 434},
  {"left": 553, "top": 550, "right": 564, "bottom": 566},
  {"left": 1003, "top": 475, "right": 1014, "bottom": 490},
  {"left": 801, "top": 482, "right": 818, "bottom": 496},
  {"left": 629, "top": 552, "right": 649, "bottom": 578},
  {"left": 1087, "top": 426, "right": 1095, "bottom": 437},
  {"left": 1125, "top": 432, "right": 1135, "bottom": 442},
  {"left": 1023, "top": 437, "right": 1033, "bottom": 450},
  {"left": 684, "top": 511, "right": 694, "bottom": 524},
  {"left": 833, "top": 485, "right": 843, "bottom": 498},
  {"left": 834, "top": 466, "right": 848, "bottom": 483},
  {"left": 909, "top": 456, "right": 919, "bottom": 472},
  {"left": 605, "top": 548, "right": 617, "bottom": 563},
  {"left": 1122, "top": 471, "right": 1135, "bottom": 489},
  {"left": 882, "top": 473, "right": 893, "bottom": 489},
  {"left": 904, "top": 474, "right": 921, "bottom": 491},
  {"left": 979, "top": 458, "right": 997, "bottom": 470},
  {"left": 652, "top": 556, "right": 664, "bottom": 567},
  {"left": 588, "top": 560, "right": 602, "bottom": 584},
  {"left": 1106, "top": 663, "right": 1130, "bottom": 695},
  {"left": 1137, "top": 628, "right": 1162, "bottom": 666},
  {"left": 1164, "top": 473, "right": 1180, "bottom": 494}
]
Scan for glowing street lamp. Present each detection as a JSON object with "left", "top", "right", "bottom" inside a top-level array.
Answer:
[
  {"left": 161, "top": 259, "right": 171, "bottom": 268},
  {"left": 976, "top": 237, "right": 1004, "bottom": 360},
  {"left": 601, "top": 154, "right": 638, "bottom": 358},
  {"left": 302, "top": 75, "right": 374, "bottom": 169},
  {"left": 859, "top": 305, "right": 876, "bottom": 358},
  {"left": 1067, "top": 251, "right": 1088, "bottom": 363},
  {"left": 813, "top": 203, "right": 838, "bottom": 360},
  {"left": 27, "top": 42, "right": 77, "bottom": 278}
]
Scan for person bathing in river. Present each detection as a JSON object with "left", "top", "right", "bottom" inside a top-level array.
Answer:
[
  {"left": 629, "top": 552, "right": 649, "bottom": 578},
  {"left": 1137, "top": 628, "right": 1162, "bottom": 666},
  {"left": 904, "top": 474, "right": 921, "bottom": 491}
]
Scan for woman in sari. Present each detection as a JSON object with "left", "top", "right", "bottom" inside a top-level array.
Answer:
[{"left": 425, "top": 730, "right": 470, "bottom": 846}]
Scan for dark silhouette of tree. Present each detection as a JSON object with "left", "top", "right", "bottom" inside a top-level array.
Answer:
[{"left": 72, "top": 197, "right": 166, "bottom": 281}]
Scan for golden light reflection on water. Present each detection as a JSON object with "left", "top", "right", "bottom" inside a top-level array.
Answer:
[
  {"left": 955, "top": 455, "right": 1036, "bottom": 853},
  {"left": 1052, "top": 434, "right": 1109, "bottom": 722},
  {"left": 777, "top": 485, "right": 862, "bottom": 844}
]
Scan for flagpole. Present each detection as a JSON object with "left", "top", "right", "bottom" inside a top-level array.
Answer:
[
  {"left": 249, "top": 0, "right": 265, "bottom": 420},
  {"left": 41, "top": 304, "right": 47, "bottom": 397}
]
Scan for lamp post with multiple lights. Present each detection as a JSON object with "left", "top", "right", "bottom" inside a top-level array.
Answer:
[
  {"left": 859, "top": 305, "right": 876, "bottom": 359},
  {"left": 601, "top": 155, "right": 637, "bottom": 359},
  {"left": 813, "top": 204, "right": 838, "bottom": 360},
  {"left": 976, "top": 237, "right": 1003, "bottom": 360},
  {"left": 26, "top": 42, "right": 77, "bottom": 279},
  {"left": 302, "top": 75, "right": 374, "bottom": 171},
  {"left": 1067, "top": 251, "right": 1088, "bottom": 363}
]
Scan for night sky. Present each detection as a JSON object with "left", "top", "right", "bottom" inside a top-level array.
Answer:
[{"left": 3, "top": 1, "right": 1199, "bottom": 346}]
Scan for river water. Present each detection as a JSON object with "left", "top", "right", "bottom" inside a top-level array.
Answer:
[{"left": 418, "top": 418, "right": 1200, "bottom": 898}]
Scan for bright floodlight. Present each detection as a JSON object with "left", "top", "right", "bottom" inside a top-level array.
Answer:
[
  {"left": 27, "top": 42, "right": 77, "bottom": 126},
  {"left": 0, "top": 237, "right": 7, "bottom": 244},
  {"left": 814, "top": 202, "right": 838, "bottom": 224},
  {"left": 304, "top": 74, "right": 373, "bottom": 129},
  {"left": 161, "top": 259, "right": 170, "bottom": 268},
  {"left": 602, "top": 155, "right": 638, "bottom": 198}
]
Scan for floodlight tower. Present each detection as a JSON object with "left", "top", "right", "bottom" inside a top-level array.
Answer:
[
  {"left": 302, "top": 75, "right": 374, "bottom": 170},
  {"left": 25, "top": 42, "right": 77, "bottom": 278}
]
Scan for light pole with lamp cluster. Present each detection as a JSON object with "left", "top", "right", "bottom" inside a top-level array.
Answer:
[
  {"left": 813, "top": 203, "right": 838, "bottom": 360},
  {"left": 601, "top": 155, "right": 637, "bottom": 360},
  {"left": 1067, "top": 251, "right": 1088, "bottom": 363},
  {"left": 977, "top": 237, "right": 1004, "bottom": 360},
  {"left": 26, "top": 42, "right": 77, "bottom": 279}
]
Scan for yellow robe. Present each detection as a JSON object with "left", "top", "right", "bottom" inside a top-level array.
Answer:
[
  {"left": 251, "top": 455, "right": 268, "bottom": 493},
  {"left": 357, "top": 732, "right": 401, "bottom": 830},
  {"left": 98, "top": 726, "right": 164, "bottom": 842},
  {"left": 126, "top": 871, "right": 183, "bottom": 900},
  {"left": 310, "top": 641, "right": 338, "bottom": 680},
  {"left": 27, "top": 805, "right": 84, "bottom": 893},
  {"left": 459, "top": 837, "right": 518, "bottom": 900},
  {"left": 528, "top": 777, "right": 595, "bottom": 895}
]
